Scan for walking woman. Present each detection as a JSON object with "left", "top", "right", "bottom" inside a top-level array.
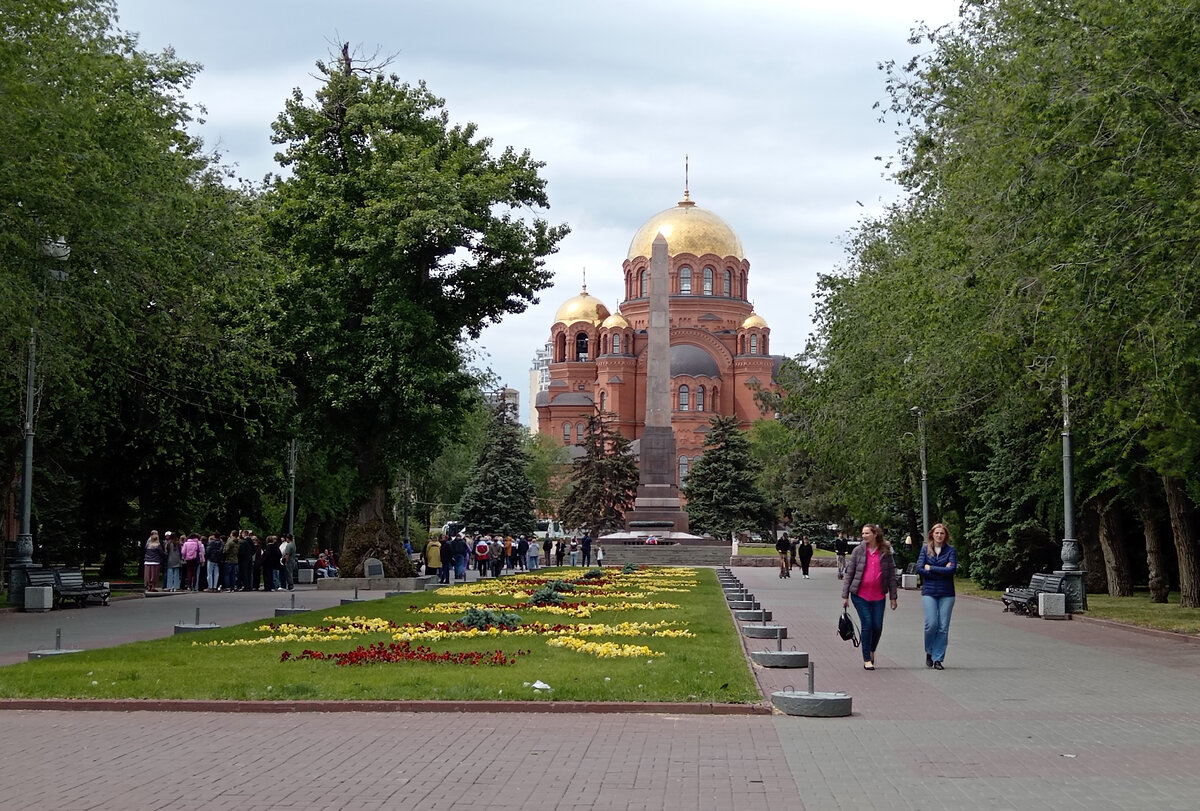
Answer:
[
  {"left": 841, "top": 524, "right": 898, "bottom": 670},
  {"left": 143, "top": 531, "right": 163, "bottom": 592},
  {"left": 797, "top": 536, "right": 814, "bottom": 579},
  {"left": 919, "top": 523, "right": 957, "bottom": 670}
]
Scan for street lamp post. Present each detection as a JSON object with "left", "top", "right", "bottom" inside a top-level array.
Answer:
[
  {"left": 8, "top": 238, "right": 69, "bottom": 603},
  {"left": 286, "top": 439, "right": 297, "bottom": 537},
  {"left": 911, "top": 406, "right": 930, "bottom": 543},
  {"left": 1056, "top": 370, "right": 1087, "bottom": 612}
]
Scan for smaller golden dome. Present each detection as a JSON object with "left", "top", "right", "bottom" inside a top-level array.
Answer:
[
  {"left": 601, "top": 312, "right": 629, "bottom": 330},
  {"left": 555, "top": 289, "right": 611, "bottom": 325},
  {"left": 742, "top": 312, "right": 768, "bottom": 329}
]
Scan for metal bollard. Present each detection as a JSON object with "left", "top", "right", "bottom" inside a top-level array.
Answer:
[
  {"left": 808, "top": 662, "right": 815, "bottom": 695},
  {"left": 56, "top": 628, "right": 62, "bottom": 651},
  {"left": 195, "top": 607, "right": 201, "bottom": 625}
]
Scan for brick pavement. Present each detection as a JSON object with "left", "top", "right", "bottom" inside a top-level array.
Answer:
[{"left": 1, "top": 567, "right": 1199, "bottom": 809}]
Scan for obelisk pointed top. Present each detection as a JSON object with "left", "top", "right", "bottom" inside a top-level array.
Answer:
[{"left": 581, "top": 266, "right": 587, "bottom": 294}]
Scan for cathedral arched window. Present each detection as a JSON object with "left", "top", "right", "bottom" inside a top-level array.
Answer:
[
  {"left": 724, "top": 269, "right": 732, "bottom": 297},
  {"left": 639, "top": 270, "right": 647, "bottom": 297},
  {"left": 612, "top": 333, "right": 621, "bottom": 354},
  {"left": 678, "top": 385, "right": 690, "bottom": 411},
  {"left": 680, "top": 266, "right": 692, "bottom": 295},
  {"left": 562, "top": 422, "right": 571, "bottom": 443},
  {"left": 601, "top": 334, "right": 609, "bottom": 355},
  {"left": 600, "top": 391, "right": 607, "bottom": 412},
  {"left": 750, "top": 334, "right": 758, "bottom": 355},
  {"left": 577, "top": 422, "right": 586, "bottom": 443},
  {"left": 575, "top": 332, "right": 589, "bottom": 362},
  {"left": 555, "top": 332, "right": 566, "bottom": 363},
  {"left": 696, "top": 385, "right": 705, "bottom": 412},
  {"left": 703, "top": 267, "right": 714, "bottom": 295},
  {"left": 679, "top": 455, "right": 690, "bottom": 485}
]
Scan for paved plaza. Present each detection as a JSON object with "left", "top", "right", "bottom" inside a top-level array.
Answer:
[{"left": 0, "top": 566, "right": 1198, "bottom": 810}]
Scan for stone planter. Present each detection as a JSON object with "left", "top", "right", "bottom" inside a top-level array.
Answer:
[
  {"left": 734, "top": 609, "right": 772, "bottom": 622},
  {"left": 728, "top": 600, "right": 760, "bottom": 611}
]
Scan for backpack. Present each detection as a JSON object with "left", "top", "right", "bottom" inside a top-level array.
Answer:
[
  {"left": 206, "top": 538, "right": 224, "bottom": 563},
  {"left": 837, "top": 609, "right": 860, "bottom": 647}
]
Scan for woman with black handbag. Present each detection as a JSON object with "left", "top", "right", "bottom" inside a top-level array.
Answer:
[{"left": 841, "top": 524, "right": 898, "bottom": 670}]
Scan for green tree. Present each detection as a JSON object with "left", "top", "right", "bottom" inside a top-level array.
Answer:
[
  {"left": 559, "top": 410, "right": 638, "bottom": 536},
  {"left": 266, "top": 44, "right": 567, "bottom": 542},
  {"left": 456, "top": 407, "right": 537, "bottom": 536},
  {"left": 1, "top": 0, "right": 286, "bottom": 572},
  {"left": 525, "top": 430, "right": 570, "bottom": 519},
  {"left": 683, "top": 416, "right": 775, "bottom": 539}
]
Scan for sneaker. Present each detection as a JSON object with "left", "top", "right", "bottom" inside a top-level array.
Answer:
[{"left": 926, "top": 653, "right": 934, "bottom": 668}]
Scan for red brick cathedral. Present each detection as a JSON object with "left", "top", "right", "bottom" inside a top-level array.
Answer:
[{"left": 535, "top": 191, "right": 779, "bottom": 484}]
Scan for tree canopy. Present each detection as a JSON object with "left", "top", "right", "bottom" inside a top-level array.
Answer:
[{"left": 559, "top": 410, "right": 639, "bottom": 537}]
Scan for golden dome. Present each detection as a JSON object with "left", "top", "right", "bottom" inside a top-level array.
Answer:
[
  {"left": 601, "top": 312, "right": 629, "bottom": 329},
  {"left": 554, "top": 289, "right": 611, "bottom": 325},
  {"left": 742, "top": 312, "right": 768, "bottom": 329},
  {"left": 627, "top": 196, "right": 744, "bottom": 260}
]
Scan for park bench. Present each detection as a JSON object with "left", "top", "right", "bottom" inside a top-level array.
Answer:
[
  {"left": 52, "top": 569, "right": 111, "bottom": 608},
  {"left": 1001, "top": 573, "right": 1063, "bottom": 617}
]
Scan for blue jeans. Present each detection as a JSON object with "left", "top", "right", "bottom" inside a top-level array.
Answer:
[
  {"left": 207, "top": 561, "right": 221, "bottom": 590},
  {"left": 850, "top": 594, "right": 887, "bottom": 662},
  {"left": 165, "top": 566, "right": 181, "bottom": 590},
  {"left": 923, "top": 594, "right": 955, "bottom": 663},
  {"left": 528, "top": 553, "right": 539, "bottom": 570},
  {"left": 569, "top": 551, "right": 578, "bottom": 566},
  {"left": 223, "top": 562, "right": 238, "bottom": 590}
]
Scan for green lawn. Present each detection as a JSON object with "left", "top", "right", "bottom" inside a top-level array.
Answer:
[
  {"left": 0, "top": 567, "right": 761, "bottom": 704},
  {"left": 737, "top": 545, "right": 835, "bottom": 557},
  {"left": 957, "top": 580, "right": 1200, "bottom": 635}
]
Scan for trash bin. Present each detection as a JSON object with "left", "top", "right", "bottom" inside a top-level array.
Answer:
[
  {"left": 24, "top": 585, "right": 53, "bottom": 612},
  {"left": 901, "top": 573, "right": 920, "bottom": 590},
  {"left": 297, "top": 568, "right": 314, "bottom": 584}
]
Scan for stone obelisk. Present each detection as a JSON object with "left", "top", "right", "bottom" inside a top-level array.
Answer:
[{"left": 625, "top": 232, "right": 690, "bottom": 533}]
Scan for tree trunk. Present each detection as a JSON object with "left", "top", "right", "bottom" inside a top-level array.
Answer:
[
  {"left": 1078, "top": 504, "right": 1108, "bottom": 593},
  {"left": 1135, "top": 470, "right": 1170, "bottom": 603},
  {"left": 1093, "top": 491, "right": 1132, "bottom": 597},
  {"left": 355, "top": 483, "right": 388, "bottom": 526},
  {"left": 1162, "top": 475, "right": 1200, "bottom": 608}
]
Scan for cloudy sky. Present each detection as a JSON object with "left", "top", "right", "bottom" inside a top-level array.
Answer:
[{"left": 115, "top": 0, "right": 961, "bottom": 425}]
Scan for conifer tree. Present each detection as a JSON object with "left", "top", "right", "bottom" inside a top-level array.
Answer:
[
  {"left": 683, "top": 415, "right": 775, "bottom": 538},
  {"left": 456, "top": 405, "right": 537, "bottom": 536},
  {"left": 560, "top": 410, "right": 639, "bottom": 536}
]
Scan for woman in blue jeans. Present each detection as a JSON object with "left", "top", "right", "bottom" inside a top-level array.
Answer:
[
  {"left": 841, "top": 524, "right": 898, "bottom": 670},
  {"left": 918, "top": 523, "right": 957, "bottom": 670}
]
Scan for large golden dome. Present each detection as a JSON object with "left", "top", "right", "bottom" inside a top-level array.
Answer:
[
  {"left": 554, "top": 289, "right": 611, "bottom": 325},
  {"left": 627, "top": 196, "right": 744, "bottom": 260}
]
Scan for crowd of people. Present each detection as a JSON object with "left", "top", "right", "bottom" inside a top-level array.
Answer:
[
  {"left": 421, "top": 533, "right": 604, "bottom": 584},
  {"left": 141, "top": 529, "right": 339, "bottom": 593}
]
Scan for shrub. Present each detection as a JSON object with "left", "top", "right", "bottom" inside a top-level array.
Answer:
[
  {"left": 582, "top": 569, "right": 604, "bottom": 580},
  {"left": 459, "top": 606, "right": 523, "bottom": 630},
  {"left": 528, "top": 585, "right": 564, "bottom": 606},
  {"left": 543, "top": 579, "right": 575, "bottom": 593},
  {"left": 622, "top": 562, "right": 638, "bottom": 574}
]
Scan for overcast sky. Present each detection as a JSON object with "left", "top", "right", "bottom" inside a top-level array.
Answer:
[{"left": 114, "top": 0, "right": 962, "bottom": 426}]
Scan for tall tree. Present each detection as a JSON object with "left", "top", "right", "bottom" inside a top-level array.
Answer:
[
  {"left": 456, "top": 406, "right": 537, "bottom": 536},
  {"left": 266, "top": 44, "right": 567, "bottom": 542},
  {"left": 683, "top": 416, "right": 775, "bottom": 539},
  {"left": 559, "top": 410, "right": 638, "bottom": 536}
]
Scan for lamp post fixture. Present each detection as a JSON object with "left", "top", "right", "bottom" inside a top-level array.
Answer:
[
  {"left": 286, "top": 438, "right": 298, "bottom": 536},
  {"left": 1057, "top": 370, "right": 1087, "bottom": 611},
  {"left": 910, "top": 406, "right": 930, "bottom": 543},
  {"left": 10, "top": 238, "right": 69, "bottom": 593}
]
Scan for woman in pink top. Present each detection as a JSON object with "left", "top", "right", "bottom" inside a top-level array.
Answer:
[{"left": 841, "top": 524, "right": 899, "bottom": 670}]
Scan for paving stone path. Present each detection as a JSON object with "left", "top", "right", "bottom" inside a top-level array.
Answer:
[{"left": 0, "top": 569, "right": 1198, "bottom": 809}]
